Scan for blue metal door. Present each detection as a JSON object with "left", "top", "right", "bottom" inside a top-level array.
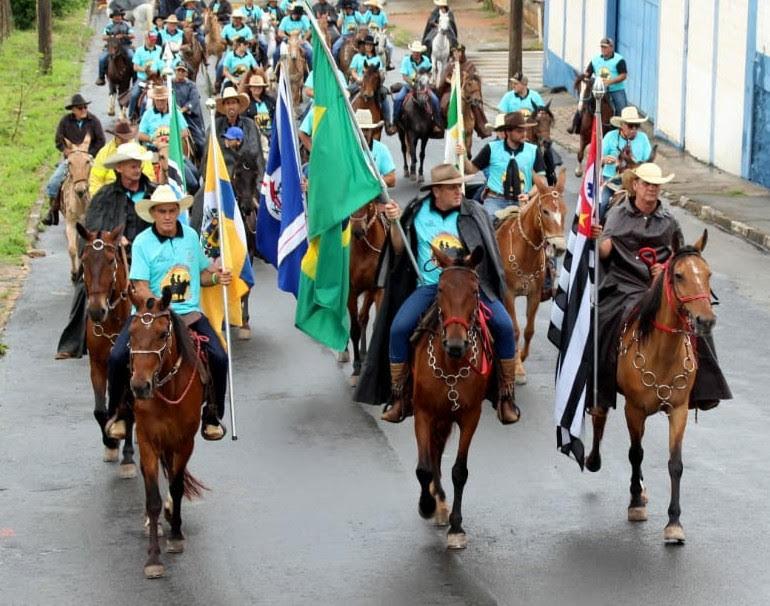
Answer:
[
  {"left": 750, "top": 53, "right": 770, "bottom": 187},
  {"left": 615, "top": 0, "right": 660, "bottom": 120}
]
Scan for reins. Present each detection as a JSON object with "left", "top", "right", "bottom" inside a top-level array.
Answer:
[{"left": 82, "top": 239, "right": 130, "bottom": 344}]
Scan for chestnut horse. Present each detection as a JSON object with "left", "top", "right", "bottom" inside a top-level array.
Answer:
[
  {"left": 347, "top": 201, "right": 387, "bottom": 383},
  {"left": 280, "top": 32, "right": 309, "bottom": 110},
  {"left": 339, "top": 26, "right": 368, "bottom": 80},
  {"left": 586, "top": 232, "right": 713, "bottom": 545},
  {"left": 614, "top": 143, "right": 659, "bottom": 193},
  {"left": 204, "top": 9, "right": 227, "bottom": 63},
  {"left": 77, "top": 224, "right": 137, "bottom": 477},
  {"left": 128, "top": 289, "right": 207, "bottom": 578},
  {"left": 352, "top": 65, "right": 384, "bottom": 140},
  {"left": 440, "top": 73, "right": 489, "bottom": 158},
  {"left": 495, "top": 171, "right": 568, "bottom": 384},
  {"left": 573, "top": 75, "right": 613, "bottom": 177},
  {"left": 411, "top": 245, "right": 494, "bottom": 550},
  {"left": 62, "top": 136, "right": 93, "bottom": 283},
  {"left": 181, "top": 25, "right": 205, "bottom": 83}
]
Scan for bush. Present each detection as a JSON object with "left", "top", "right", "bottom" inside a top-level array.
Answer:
[{"left": 11, "top": 0, "right": 88, "bottom": 30}]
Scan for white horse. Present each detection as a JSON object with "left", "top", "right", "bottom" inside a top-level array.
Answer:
[
  {"left": 261, "top": 11, "right": 278, "bottom": 71},
  {"left": 431, "top": 12, "right": 451, "bottom": 88},
  {"left": 369, "top": 23, "right": 389, "bottom": 71}
]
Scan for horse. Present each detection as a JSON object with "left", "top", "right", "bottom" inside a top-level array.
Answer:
[
  {"left": 430, "top": 12, "right": 452, "bottom": 89},
  {"left": 495, "top": 171, "right": 567, "bottom": 384},
  {"left": 260, "top": 11, "right": 278, "bottom": 72},
  {"left": 279, "top": 32, "right": 308, "bottom": 110},
  {"left": 369, "top": 23, "right": 389, "bottom": 70},
  {"left": 347, "top": 201, "right": 387, "bottom": 384},
  {"left": 573, "top": 74, "right": 613, "bottom": 177},
  {"left": 204, "top": 9, "right": 227, "bottom": 63},
  {"left": 351, "top": 65, "right": 384, "bottom": 140},
  {"left": 411, "top": 245, "right": 494, "bottom": 550},
  {"left": 585, "top": 231, "right": 713, "bottom": 545},
  {"left": 396, "top": 73, "right": 433, "bottom": 183},
  {"left": 528, "top": 102, "right": 562, "bottom": 186},
  {"left": 339, "top": 26, "right": 368, "bottom": 79},
  {"left": 180, "top": 25, "right": 205, "bottom": 83},
  {"left": 61, "top": 136, "right": 94, "bottom": 283},
  {"left": 614, "top": 143, "right": 659, "bottom": 192},
  {"left": 76, "top": 223, "right": 137, "bottom": 478},
  {"left": 106, "top": 35, "right": 133, "bottom": 118},
  {"left": 128, "top": 288, "right": 208, "bottom": 578}
]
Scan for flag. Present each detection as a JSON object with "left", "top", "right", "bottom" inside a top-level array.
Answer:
[
  {"left": 444, "top": 62, "right": 465, "bottom": 168},
  {"left": 199, "top": 133, "right": 255, "bottom": 347},
  {"left": 295, "top": 28, "right": 381, "bottom": 351},
  {"left": 547, "top": 117, "right": 599, "bottom": 469},
  {"left": 167, "top": 88, "right": 188, "bottom": 222},
  {"left": 256, "top": 68, "right": 308, "bottom": 297}
]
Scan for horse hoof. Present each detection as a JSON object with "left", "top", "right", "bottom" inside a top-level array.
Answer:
[
  {"left": 409, "top": 174, "right": 417, "bottom": 182},
  {"left": 627, "top": 506, "right": 648, "bottom": 522},
  {"left": 70, "top": 272, "right": 78, "bottom": 284},
  {"left": 144, "top": 563, "right": 165, "bottom": 579},
  {"left": 514, "top": 373, "right": 527, "bottom": 385},
  {"left": 574, "top": 167, "right": 583, "bottom": 178},
  {"left": 664, "top": 524, "right": 685, "bottom": 544},
  {"left": 433, "top": 503, "right": 450, "bottom": 527},
  {"left": 336, "top": 350, "right": 350, "bottom": 363},
  {"left": 103, "top": 447, "right": 119, "bottom": 463},
  {"left": 417, "top": 174, "right": 424, "bottom": 184},
  {"left": 107, "top": 109, "right": 115, "bottom": 117},
  {"left": 166, "top": 538, "right": 185, "bottom": 554},
  {"left": 447, "top": 532, "right": 467, "bottom": 550},
  {"left": 119, "top": 463, "right": 137, "bottom": 479},
  {"left": 585, "top": 453, "right": 601, "bottom": 473},
  {"left": 237, "top": 326, "right": 251, "bottom": 340}
]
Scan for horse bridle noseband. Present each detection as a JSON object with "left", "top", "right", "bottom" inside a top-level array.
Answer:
[
  {"left": 350, "top": 205, "right": 387, "bottom": 253},
  {"left": 81, "top": 239, "right": 130, "bottom": 343},
  {"left": 436, "top": 266, "right": 481, "bottom": 337}
]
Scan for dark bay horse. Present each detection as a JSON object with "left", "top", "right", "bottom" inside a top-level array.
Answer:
[
  {"left": 106, "top": 35, "right": 133, "bottom": 118},
  {"left": 614, "top": 143, "right": 659, "bottom": 193},
  {"left": 586, "top": 231, "right": 713, "bottom": 544},
  {"left": 573, "top": 75, "right": 613, "bottom": 177},
  {"left": 181, "top": 25, "right": 205, "bottom": 83},
  {"left": 495, "top": 171, "right": 567, "bottom": 384},
  {"left": 440, "top": 73, "right": 489, "bottom": 158},
  {"left": 528, "top": 102, "right": 562, "bottom": 186},
  {"left": 129, "top": 289, "right": 207, "bottom": 578},
  {"left": 347, "top": 201, "right": 387, "bottom": 383},
  {"left": 77, "top": 223, "right": 136, "bottom": 478},
  {"left": 352, "top": 65, "right": 384, "bottom": 141},
  {"left": 411, "top": 245, "right": 494, "bottom": 550},
  {"left": 397, "top": 73, "right": 433, "bottom": 183}
]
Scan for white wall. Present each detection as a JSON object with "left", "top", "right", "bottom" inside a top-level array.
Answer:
[
  {"left": 683, "top": 3, "right": 716, "bottom": 164},
  {"left": 582, "top": 0, "right": 608, "bottom": 70},
  {"left": 563, "top": 0, "right": 583, "bottom": 68},
  {"left": 758, "top": 0, "right": 770, "bottom": 54},
  {"left": 547, "top": 0, "right": 565, "bottom": 58},
  {"left": 656, "top": 1, "right": 686, "bottom": 144}
]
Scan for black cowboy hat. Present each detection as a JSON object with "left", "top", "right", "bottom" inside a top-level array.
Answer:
[
  {"left": 65, "top": 93, "right": 91, "bottom": 109},
  {"left": 109, "top": 7, "right": 125, "bottom": 17},
  {"left": 362, "top": 34, "right": 377, "bottom": 46}
]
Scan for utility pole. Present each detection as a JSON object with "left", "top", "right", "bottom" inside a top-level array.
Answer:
[
  {"left": 37, "top": 0, "right": 52, "bottom": 74},
  {"left": 508, "top": 0, "right": 523, "bottom": 89}
]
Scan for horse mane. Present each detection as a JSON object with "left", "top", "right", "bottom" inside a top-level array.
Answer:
[{"left": 170, "top": 309, "right": 198, "bottom": 366}]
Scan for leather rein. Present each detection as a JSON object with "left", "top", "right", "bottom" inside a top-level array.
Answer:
[{"left": 81, "top": 239, "right": 130, "bottom": 344}]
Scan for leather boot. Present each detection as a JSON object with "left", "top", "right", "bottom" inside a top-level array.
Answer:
[
  {"left": 497, "top": 358, "right": 521, "bottom": 424},
  {"left": 381, "top": 362, "right": 411, "bottom": 423},
  {"left": 41, "top": 196, "right": 60, "bottom": 226},
  {"left": 566, "top": 110, "right": 581, "bottom": 134}
]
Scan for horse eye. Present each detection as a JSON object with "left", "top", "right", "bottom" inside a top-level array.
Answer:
[{"left": 674, "top": 272, "right": 684, "bottom": 281}]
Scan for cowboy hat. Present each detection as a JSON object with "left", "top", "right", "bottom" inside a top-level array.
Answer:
[
  {"left": 485, "top": 113, "right": 507, "bottom": 131},
  {"left": 149, "top": 85, "right": 170, "bottom": 100},
  {"left": 354, "top": 109, "right": 384, "bottom": 130},
  {"left": 362, "top": 34, "right": 377, "bottom": 46},
  {"left": 600, "top": 37, "right": 614, "bottom": 47},
  {"left": 109, "top": 7, "right": 125, "bottom": 17},
  {"left": 103, "top": 142, "right": 153, "bottom": 168},
  {"left": 420, "top": 163, "right": 474, "bottom": 191},
  {"left": 407, "top": 40, "right": 427, "bottom": 54},
  {"left": 135, "top": 185, "right": 194, "bottom": 223},
  {"left": 510, "top": 71, "right": 528, "bottom": 85},
  {"left": 174, "top": 62, "right": 190, "bottom": 73},
  {"left": 364, "top": 0, "right": 383, "bottom": 7},
  {"left": 434, "top": 0, "right": 449, "bottom": 6},
  {"left": 164, "top": 14, "right": 180, "bottom": 24},
  {"left": 231, "top": 8, "right": 245, "bottom": 18},
  {"left": 631, "top": 163, "right": 674, "bottom": 185},
  {"left": 215, "top": 87, "right": 250, "bottom": 114},
  {"left": 106, "top": 119, "right": 136, "bottom": 140},
  {"left": 609, "top": 105, "right": 648, "bottom": 128},
  {"left": 248, "top": 74, "right": 268, "bottom": 87},
  {"left": 65, "top": 93, "right": 91, "bottom": 109},
  {"left": 494, "top": 111, "right": 536, "bottom": 132}
]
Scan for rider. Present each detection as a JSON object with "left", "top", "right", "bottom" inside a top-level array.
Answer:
[
  {"left": 89, "top": 120, "right": 154, "bottom": 197},
  {"left": 498, "top": 72, "right": 544, "bottom": 114},
  {"left": 104, "top": 184, "right": 234, "bottom": 441},
  {"left": 244, "top": 74, "right": 276, "bottom": 138},
  {"left": 592, "top": 163, "right": 731, "bottom": 412},
  {"left": 360, "top": 0, "right": 394, "bottom": 70},
  {"left": 332, "top": 0, "right": 365, "bottom": 62},
  {"left": 264, "top": 0, "right": 286, "bottom": 24},
  {"left": 600, "top": 105, "right": 652, "bottom": 217},
  {"left": 393, "top": 41, "right": 442, "bottom": 136},
  {"left": 95, "top": 8, "right": 135, "bottom": 87},
  {"left": 356, "top": 108, "right": 396, "bottom": 187},
  {"left": 222, "top": 37, "right": 259, "bottom": 88},
  {"left": 208, "top": 0, "right": 233, "bottom": 25},
  {"left": 43, "top": 94, "right": 106, "bottom": 226},
  {"left": 172, "top": 62, "right": 206, "bottom": 156},
  {"left": 348, "top": 35, "right": 396, "bottom": 135},
  {"left": 354, "top": 163, "right": 520, "bottom": 425},
  {"left": 160, "top": 14, "right": 185, "bottom": 50},
  {"left": 241, "top": 0, "right": 264, "bottom": 28},
  {"left": 221, "top": 8, "right": 255, "bottom": 47},
  {"left": 312, "top": 0, "right": 340, "bottom": 45},
  {"left": 137, "top": 85, "right": 190, "bottom": 145},
  {"left": 128, "top": 30, "right": 164, "bottom": 120},
  {"left": 203, "top": 88, "right": 263, "bottom": 175},
  {"left": 421, "top": 0, "right": 458, "bottom": 55},
  {"left": 274, "top": 3, "right": 313, "bottom": 70},
  {"left": 175, "top": 0, "right": 206, "bottom": 48}
]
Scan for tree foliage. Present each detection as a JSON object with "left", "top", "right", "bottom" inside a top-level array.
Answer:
[{"left": 11, "top": 0, "right": 87, "bottom": 30}]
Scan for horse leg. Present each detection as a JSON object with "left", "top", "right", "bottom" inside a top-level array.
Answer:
[
  {"left": 664, "top": 405, "right": 688, "bottom": 544},
  {"left": 447, "top": 406, "right": 482, "bottom": 550},
  {"left": 119, "top": 412, "right": 137, "bottom": 479},
  {"left": 238, "top": 292, "right": 251, "bottom": 340},
  {"left": 90, "top": 361, "right": 119, "bottom": 461},
  {"left": 519, "top": 290, "right": 540, "bottom": 363},
  {"left": 409, "top": 135, "right": 418, "bottom": 181},
  {"left": 166, "top": 442, "right": 194, "bottom": 554},
  {"left": 417, "top": 138, "right": 428, "bottom": 183},
  {"left": 358, "top": 289, "right": 375, "bottom": 361},
  {"left": 625, "top": 403, "right": 649, "bottom": 522},
  {"left": 414, "top": 408, "right": 436, "bottom": 520},
  {"left": 585, "top": 407, "right": 608, "bottom": 472},
  {"left": 108, "top": 89, "right": 116, "bottom": 117},
  {"left": 399, "top": 131, "right": 409, "bottom": 178},
  {"left": 65, "top": 219, "right": 79, "bottom": 283},
  {"left": 430, "top": 420, "right": 452, "bottom": 527},
  {"left": 575, "top": 140, "right": 585, "bottom": 177},
  {"left": 506, "top": 292, "right": 526, "bottom": 385},
  {"left": 347, "top": 290, "right": 362, "bottom": 382},
  {"left": 139, "top": 442, "right": 164, "bottom": 578}
]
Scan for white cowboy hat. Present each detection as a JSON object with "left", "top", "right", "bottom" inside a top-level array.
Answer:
[
  {"left": 164, "top": 14, "right": 180, "bottom": 24},
  {"left": 364, "top": 0, "right": 382, "bottom": 7},
  {"left": 135, "top": 185, "right": 194, "bottom": 223},
  {"left": 231, "top": 8, "right": 245, "bottom": 19},
  {"left": 434, "top": 0, "right": 449, "bottom": 6},
  {"left": 407, "top": 40, "right": 427, "bottom": 54},
  {"left": 103, "top": 142, "right": 153, "bottom": 168},
  {"left": 631, "top": 163, "right": 674, "bottom": 185},
  {"left": 354, "top": 109, "right": 384, "bottom": 130},
  {"left": 215, "top": 87, "right": 250, "bottom": 114},
  {"left": 609, "top": 105, "right": 648, "bottom": 128}
]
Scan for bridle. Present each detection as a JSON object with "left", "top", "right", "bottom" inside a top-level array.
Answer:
[
  {"left": 64, "top": 148, "right": 93, "bottom": 194},
  {"left": 81, "top": 239, "right": 130, "bottom": 344},
  {"left": 350, "top": 204, "right": 386, "bottom": 253}
]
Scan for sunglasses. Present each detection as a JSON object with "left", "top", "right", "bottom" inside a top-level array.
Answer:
[
  {"left": 73, "top": 105, "right": 88, "bottom": 110},
  {"left": 626, "top": 123, "right": 641, "bottom": 130}
]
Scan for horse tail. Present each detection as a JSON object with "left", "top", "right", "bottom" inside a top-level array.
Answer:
[{"left": 183, "top": 470, "right": 208, "bottom": 499}]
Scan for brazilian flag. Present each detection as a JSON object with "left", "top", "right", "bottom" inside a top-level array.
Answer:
[{"left": 294, "top": 28, "right": 382, "bottom": 351}]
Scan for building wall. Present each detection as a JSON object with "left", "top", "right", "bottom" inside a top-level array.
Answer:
[{"left": 654, "top": 1, "right": 686, "bottom": 144}]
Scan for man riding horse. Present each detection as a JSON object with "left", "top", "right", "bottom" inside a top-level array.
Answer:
[
  {"left": 274, "top": 3, "right": 313, "bottom": 70},
  {"left": 355, "top": 163, "right": 520, "bottom": 426},
  {"left": 312, "top": 0, "right": 340, "bottom": 45},
  {"left": 360, "top": 0, "right": 395, "bottom": 70},
  {"left": 96, "top": 8, "right": 135, "bottom": 87},
  {"left": 348, "top": 34, "right": 396, "bottom": 134},
  {"left": 332, "top": 0, "right": 366, "bottom": 62},
  {"left": 175, "top": 0, "right": 206, "bottom": 48},
  {"left": 422, "top": 0, "right": 458, "bottom": 55},
  {"left": 137, "top": 85, "right": 190, "bottom": 146},
  {"left": 393, "top": 41, "right": 443, "bottom": 137},
  {"left": 127, "top": 30, "right": 163, "bottom": 120},
  {"left": 172, "top": 62, "right": 206, "bottom": 157}
]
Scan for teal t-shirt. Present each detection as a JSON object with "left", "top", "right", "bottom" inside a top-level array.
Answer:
[
  {"left": 349, "top": 53, "right": 383, "bottom": 79},
  {"left": 162, "top": 27, "right": 184, "bottom": 45},
  {"left": 222, "top": 23, "right": 255, "bottom": 43},
  {"left": 497, "top": 88, "right": 545, "bottom": 114},
  {"left": 591, "top": 52, "right": 626, "bottom": 92},
  {"left": 223, "top": 50, "right": 258, "bottom": 74},
  {"left": 133, "top": 45, "right": 163, "bottom": 81},
  {"left": 371, "top": 139, "right": 395, "bottom": 176},
  {"left": 138, "top": 106, "right": 189, "bottom": 139},
  {"left": 130, "top": 224, "right": 212, "bottom": 315},
  {"left": 400, "top": 55, "right": 432, "bottom": 80},
  {"left": 413, "top": 200, "right": 464, "bottom": 285},
  {"left": 365, "top": 11, "right": 388, "bottom": 29},
  {"left": 602, "top": 130, "right": 652, "bottom": 179},
  {"left": 339, "top": 13, "right": 360, "bottom": 33},
  {"left": 278, "top": 15, "right": 310, "bottom": 35},
  {"left": 243, "top": 4, "right": 263, "bottom": 23},
  {"left": 486, "top": 139, "right": 540, "bottom": 194}
]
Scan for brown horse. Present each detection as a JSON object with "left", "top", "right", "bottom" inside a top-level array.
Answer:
[
  {"left": 351, "top": 65, "right": 384, "bottom": 140},
  {"left": 614, "top": 143, "right": 659, "bottom": 193},
  {"left": 586, "top": 232, "right": 713, "bottom": 545},
  {"left": 411, "top": 245, "right": 493, "bottom": 550},
  {"left": 106, "top": 35, "right": 133, "bottom": 118},
  {"left": 77, "top": 223, "right": 137, "bottom": 477},
  {"left": 496, "top": 171, "right": 568, "bottom": 384},
  {"left": 528, "top": 102, "right": 562, "bottom": 186},
  {"left": 397, "top": 73, "right": 432, "bottom": 183},
  {"left": 280, "top": 32, "right": 308, "bottom": 109},
  {"left": 128, "top": 289, "right": 207, "bottom": 578},
  {"left": 573, "top": 75, "right": 613, "bottom": 177},
  {"left": 204, "top": 9, "right": 227, "bottom": 63},
  {"left": 348, "top": 201, "right": 387, "bottom": 383},
  {"left": 339, "top": 26, "right": 368, "bottom": 79},
  {"left": 62, "top": 136, "right": 94, "bottom": 283},
  {"left": 441, "top": 73, "right": 489, "bottom": 158},
  {"left": 181, "top": 25, "right": 205, "bottom": 82}
]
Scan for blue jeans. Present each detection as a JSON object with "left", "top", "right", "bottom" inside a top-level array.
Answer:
[
  {"left": 99, "top": 48, "right": 134, "bottom": 79},
  {"left": 46, "top": 160, "right": 68, "bottom": 198},
  {"left": 272, "top": 40, "right": 313, "bottom": 70},
  {"left": 394, "top": 86, "right": 440, "bottom": 123},
  {"left": 482, "top": 194, "right": 516, "bottom": 218},
  {"left": 128, "top": 80, "right": 147, "bottom": 119},
  {"left": 332, "top": 34, "right": 351, "bottom": 60},
  {"left": 609, "top": 89, "right": 628, "bottom": 116},
  {"left": 389, "top": 284, "right": 515, "bottom": 363}
]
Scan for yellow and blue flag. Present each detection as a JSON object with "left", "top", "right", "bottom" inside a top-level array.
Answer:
[{"left": 199, "top": 133, "right": 255, "bottom": 346}]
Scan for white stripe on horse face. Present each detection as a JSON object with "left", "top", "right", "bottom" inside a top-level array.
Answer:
[{"left": 553, "top": 211, "right": 562, "bottom": 226}]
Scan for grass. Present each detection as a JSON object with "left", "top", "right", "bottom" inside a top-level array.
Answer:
[
  {"left": 0, "top": 3, "right": 92, "bottom": 263},
  {"left": 389, "top": 24, "right": 412, "bottom": 49}
]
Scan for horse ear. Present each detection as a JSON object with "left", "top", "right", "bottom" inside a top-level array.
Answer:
[
  {"left": 649, "top": 144, "right": 658, "bottom": 162},
  {"left": 431, "top": 244, "right": 453, "bottom": 269},
  {"left": 467, "top": 245, "right": 484, "bottom": 268},
  {"left": 129, "top": 287, "right": 143, "bottom": 310},
  {"left": 160, "top": 285, "right": 173, "bottom": 310},
  {"left": 76, "top": 222, "right": 91, "bottom": 242},
  {"left": 546, "top": 99, "right": 552, "bottom": 109},
  {"left": 109, "top": 224, "right": 125, "bottom": 243},
  {"left": 533, "top": 174, "right": 548, "bottom": 194},
  {"left": 694, "top": 229, "right": 708, "bottom": 252},
  {"left": 82, "top": 132, "right": 91, "bottom": 146},
  {"left": 672, "top": 234, "right": 681, "bottom": 255},
  {"left": 556, "top": 168, "right": 567, "bottom": 192},
  {"left": 63, "top": 137, "right": 73, "bottom": 150}
]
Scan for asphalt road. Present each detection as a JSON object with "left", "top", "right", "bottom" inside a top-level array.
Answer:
[{"left": 1, "top": 12, "right": 769, "bottom": 606}]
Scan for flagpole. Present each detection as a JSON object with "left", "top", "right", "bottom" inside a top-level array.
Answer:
[
  {"left": 591, "top": 79, "right": 605, "bottom": 410},
  {"left": 206, "top": 98, "right": 239, "bottom": 441},
  {"left": 454, "top": 61, "right": 465, "bottom": 194},
  {"left": 301, "top": 0, "right": 424, "bottom": 285}
]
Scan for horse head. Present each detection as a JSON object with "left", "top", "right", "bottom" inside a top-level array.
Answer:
[
  {"left": 532, "top": 170, "right": 567, "bottom": 254},
  {"left": 532, "top": 101, "right": 554, "bottom": 143},
  {"left": 350, "top": 201, "right": 378, "bottom": 240},
  {"left": 433, "top": 244, "right": 484, "bottom": 359},
  {"left": 360, "top": 64, "right": 381, "bottom": 100},
  {"left": 77, "top": 223, "right": 125, "bottom": 323},
  {"left": 461, "top": 74, "right": 483, "bottom": 110},
  {"left": 438, "top": 11, "right": 451, "bottom": 32},
  {"left": 231, "top": 154, "right": 260, "bottom": 218},
  {"left": 286, "top": 31, "right": 302, "bottom": 60},
  {"left": 107, "top": 35, "right": 123, "bottom": 56},
  {"left": 669, "top": 231, "right": 714, "bottom": 336},
  {"left": 64, "top": 135, "right": 93, "bottom": 199}
]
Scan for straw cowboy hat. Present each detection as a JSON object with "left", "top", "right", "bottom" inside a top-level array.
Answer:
[
  {"left": 103, "top": 142, "right": 154, "bottom": 168},
  {"left": 164, "top": 14, "right": 180, "bottom": 24},
  {"left": 407, "top": 41, "right": 427, "bottom": 54},
  {"left": 149, "top": 85, "right": 170, "bottom": 100},
  {"left": 631, "top": 163, "right": 674, "bottom": 185},
  {"left": 135, "top": 185, "right": 194, "bottom": 223},
  {"left": 65, "top": 93, "right": 91, "bottom": 109},
  {"left": 354, "top": 109, "right": 383, "bottom": 130},
  {"left": 231, "top": 8, "right": 245, "bottom": 19},
  {"left": 434, "top": 0, "right": 449, "bottom": 6},
  {"left": 494, "top": 111, "right": 536, "bottom": 132},
  {"left": 248, "top": 74, "right": 268, "bottom": 88},
  {"left": 106, "top": 119, "right": 136, "bottom": 140},
  {"left": 485, "top": 113, "right": 507, "bottom": 131},
  {"left": 609, "top": 106, "right": 648, "bottom": 128},
  {"left": 364, "top": 0, "right": 383, "bottom": 8},
  {"left": 216, "top": 87, "right": 250, "bottom": 114},
  {"left": 420, "top": 163, "right": 474, "bottom": 191}
]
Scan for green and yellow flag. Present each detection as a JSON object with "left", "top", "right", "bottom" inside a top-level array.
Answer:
[
  {"left": 295, "top": 29, "right": 382, "bottom": 351},
  {"left": 444, "top": 62, "right": 465, "bottom": 169}
]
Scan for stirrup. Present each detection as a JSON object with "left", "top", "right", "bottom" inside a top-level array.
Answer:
[{"left": 201, "top": 422, "right": 227, "bottom": 441}]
